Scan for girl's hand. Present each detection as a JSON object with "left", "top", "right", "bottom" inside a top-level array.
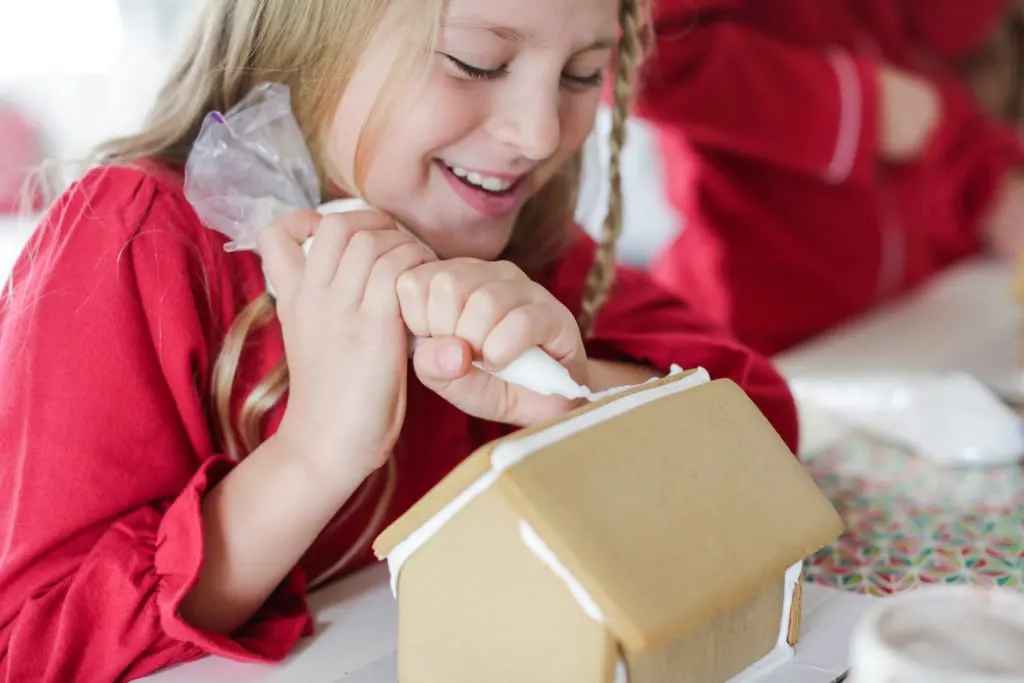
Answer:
[
  {"left": 396, "top": 258, "right": 588, "bottom": 427},
  {"left": 258, "top": 209, "right": 434, "bottom": 488},
  {"left": 878, "top": 63, "right": 943, "bottom": 162}
]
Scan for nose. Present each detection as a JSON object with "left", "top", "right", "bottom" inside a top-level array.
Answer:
[{"left": 488, "top": 89, "right": 561, "bottom": 162}]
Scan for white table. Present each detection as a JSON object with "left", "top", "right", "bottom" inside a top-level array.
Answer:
[
  {"left": 774, "top": 257, "right": 1021, "bottom": 401},
  {"left": 145, "top": 562, "right": 872, "bottom": 683}
]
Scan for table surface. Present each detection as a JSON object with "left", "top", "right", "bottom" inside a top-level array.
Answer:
[
  {"left": 804, "top": 435, "right": 1024, "bottom": 595},
  {"left": 777, "top": 258, "right": 1024, "bottom": 595}
]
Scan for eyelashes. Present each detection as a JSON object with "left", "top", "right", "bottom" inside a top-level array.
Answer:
[
  {"left": 444, "top": 54, "right": 507, "bottom": 80},
  {"left": 441, "top": 54, "right": 604, "bottom": 88}
]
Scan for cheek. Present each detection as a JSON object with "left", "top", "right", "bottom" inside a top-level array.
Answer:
[
  {"left": 322, "top": 79, "right": 381, "bottom": 192},
  {"left": 405, "top": 78, "right": 490, "bottom": 150},
  {"left": 560, "top": 91, "right": 602, "bottom": 156},
  {"left": 323, "top": 112, "right": 360, "bottom": 191}
]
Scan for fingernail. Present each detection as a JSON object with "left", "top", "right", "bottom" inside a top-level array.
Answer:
[{"left": 437, "top": 344, "right": 464, "bottom": 375}]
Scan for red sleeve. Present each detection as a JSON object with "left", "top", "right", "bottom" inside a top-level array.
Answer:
[
  {"left": 912, "top": 73, "right": 1024, "bottom": 259},
  {"left": 901, "top": 0, "right": 1007, "bottom": 60},
  {"left": 0, "top": 169, "right": 312, "bottom": 682},
  {"left": 636, "top": 5, "right": 881, "bottom": 185},
  {"left": 547, "top": 232, "right": 799, "bottom": 454}
]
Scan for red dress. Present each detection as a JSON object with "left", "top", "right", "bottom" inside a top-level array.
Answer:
[
  {"left": 0, "top": 165, "right": 797, "bottom": 681},
  {"left": 636, "top": 0, "right": 1024, "bottom": 354}
]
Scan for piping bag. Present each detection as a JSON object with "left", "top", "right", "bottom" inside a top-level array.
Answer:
[{"left": 183, "top": 82, "right": 591, "bottom": 401}]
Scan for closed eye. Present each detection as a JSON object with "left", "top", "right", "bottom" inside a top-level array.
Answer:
[
  {"left": 442, "top": 53, "right": 605, "bottom": 90},
  {"left": 443, "top": 54, "right": 507, "bottom": 80},
  {"left": 563, "top": 71, "right": 604, "bottom": 88}
]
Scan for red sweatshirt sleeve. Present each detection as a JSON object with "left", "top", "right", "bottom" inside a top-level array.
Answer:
[
  {"left": 901, "top": 0, "right": 1007, "bottom": 61},
  {"left": 549, "top": 232, "right": 799, "bottom": 453},
  {"left": 636, "top": 3, "right": 880, "bottom": 185},
  {"left": 0, "top": 169, "right": 312, "bottom": 682},
  {"left": 908, "top": 70, "right": 1024, "bottom": 260}
]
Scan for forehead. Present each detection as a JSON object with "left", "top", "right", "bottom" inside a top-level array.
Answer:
[{"left": 442, "top": 0, "right": 618, "bottom": 46}]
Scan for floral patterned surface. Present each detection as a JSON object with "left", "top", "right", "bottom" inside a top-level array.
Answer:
[{"left": 803, "top": 436, "right": 1024, "bottom": 595}]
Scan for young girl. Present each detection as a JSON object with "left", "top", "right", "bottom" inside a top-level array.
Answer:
[
  {"left": 633, "top": 0, "right": 1024, "bottom": 355},
  {"left": 0, "top": 1, "right": 798, "bottom": 680}
]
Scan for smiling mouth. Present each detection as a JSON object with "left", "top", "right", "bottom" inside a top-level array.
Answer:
[{"left": 441, "top": 161, "right": 524, "bottom": 195}]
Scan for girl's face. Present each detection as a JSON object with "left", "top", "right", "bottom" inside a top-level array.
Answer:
[{"left": 324, "top": 0, "right": 617, "bottom": 260}]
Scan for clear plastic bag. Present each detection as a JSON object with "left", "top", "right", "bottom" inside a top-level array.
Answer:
[
  {"left": 791, "top": 371, "right": 1024, "bottom": 467},
  {"left": 183, "top": 82, "right": 321, "bottom": 252}
]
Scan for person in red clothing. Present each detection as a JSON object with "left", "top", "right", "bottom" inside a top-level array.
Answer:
[
  {"left": 633, "top": 0, "right": 1024, "bottom": 355},
  {"left": 0, "top": 1, "right": 798, "bottom": 681}
]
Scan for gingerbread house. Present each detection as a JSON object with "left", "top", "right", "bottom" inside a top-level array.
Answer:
[{"left": 373, "top": 368, "right": 844, "bottom": 682}]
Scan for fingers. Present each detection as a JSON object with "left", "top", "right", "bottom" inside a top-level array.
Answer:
[
  {"left": 334, "top": 230, "right": 420, "bottom": 305},
  {"left": 258, "top": 209, "right": 322, "bottom": 303},
  {"left": 481, "top": 300, "right": 580, "bottom": 370},
  {"left": 304, "top": 210, "right": 395, "bottom": 288},
  {"left": 412, "top": 336, "right": 573, "bottom": 428},
  {"left": 453, "top": 279, "right": 540, "bottom": 358},
  {"left": 412, "top": 336, "right": 473, "bottom": 382},
  {"left": 361, "top": 241, "right": 436, "bottom": 313},
  {"left": 396, "top": 259, "right": 521, "bottom": 339},
  {"left": 412, "top": 337, "right": 510, "bottom": 418}
]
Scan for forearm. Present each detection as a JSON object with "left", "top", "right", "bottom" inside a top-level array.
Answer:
[{"left": 179, "top": 434, "right": 364, "bottom": 634}]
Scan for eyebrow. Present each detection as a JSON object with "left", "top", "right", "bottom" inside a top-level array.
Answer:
[{"left": 445, "top": 20, "right": 617, "bottom": 52}]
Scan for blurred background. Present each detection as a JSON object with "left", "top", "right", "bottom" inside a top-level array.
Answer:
[
  {"left": 0, "top": 0, "right": 204, "bottom": 272},
  {"left": 0, "top": 1, "right": 201, "bottom": 164},
  {"left": 0, "top": 0, "right": 676, "bottom": 276}
]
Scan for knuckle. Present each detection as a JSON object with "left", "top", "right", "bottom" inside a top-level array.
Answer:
[
  {"left": 395, "top": 265, "right": 425, "bottom": 299},
  {"left": 380, "top": 243, "right": 426, "bottom": 279},
  {"left": 346, "top": 229, "right": 378, "bottom": 258},
  {"left": 467, "top": 286, "right": 502, "bottom": 320},
  {"left": 526, "top": 279, "right": 553, "bottom": 301},
  {"left": 493, "top": 259, "right": 522, "bottom": 278},
  {"left": 430, "top": 270, "right": 463, "bottom": 300},
  {"left": 502, "top": 305, "right": 534, "bottom": 338}
]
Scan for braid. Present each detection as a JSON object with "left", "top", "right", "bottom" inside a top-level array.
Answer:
[{"left": 578, "top": 0, "right": 643, "bottom": 336}]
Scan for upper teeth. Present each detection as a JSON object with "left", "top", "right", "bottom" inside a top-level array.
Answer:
[{"left": 447, "top": 164, "right": 515, "bottom": 192}]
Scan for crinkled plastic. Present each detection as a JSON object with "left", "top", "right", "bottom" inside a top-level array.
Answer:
[
  {"left": 791, "top": 372, "right": 1024, "bottom": 467},
  {"left": 183, "top": 82, "right": 321, "bottom": 252}
]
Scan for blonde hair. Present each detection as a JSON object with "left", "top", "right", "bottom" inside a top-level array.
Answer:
[{"left": 93, "top": 0, "right": 646, "bottom": 588}]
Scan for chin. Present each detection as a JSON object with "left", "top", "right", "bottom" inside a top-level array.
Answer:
[
  {"left": 431, "top": 240, "right": 509, "bottom": 262},
  {"left": 414, "top": 217, "right": 516, "bottom": 262}
]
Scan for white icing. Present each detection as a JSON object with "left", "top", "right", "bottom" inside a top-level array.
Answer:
[
  {"left": 518, "top": 520, "right": 606, "bottom": 622},
  {"left": 475, "top": 346, "right": 592, "bottom": 400},
  {"left": 518, "top": 521, "right": 804, "bottom": 683},
  {"left": 725, "top": 561, "right": 804, "bottom": 683},
  {"left": 488, "top": 365, "right": 703, "bottom": 471},
  {"left": 518, "top": 520, "right": 630, "bottom": 682},
  {"left": 383, "top": 365, "right": 706, "bottom": 594}
]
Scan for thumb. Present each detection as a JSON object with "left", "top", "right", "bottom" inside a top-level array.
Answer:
[
  {"left": 413, "top": 337, "right": 574, "bottom": 426},
  {"left": 412, "top": 337, "right": 509, "bottom": 420},
  {"left": 412, "top": 337, "right": 473, "bottom": 383}
]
